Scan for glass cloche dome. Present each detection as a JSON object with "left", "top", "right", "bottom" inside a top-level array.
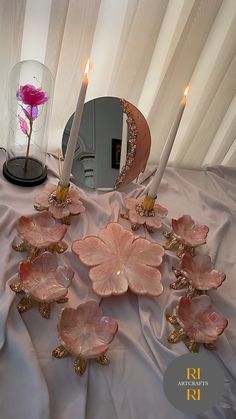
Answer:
[{"left": 3, "top": 60, "right": 53, "bottom": 186}]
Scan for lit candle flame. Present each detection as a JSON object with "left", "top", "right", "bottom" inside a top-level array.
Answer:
[
  {"left": 84, "top": 59, "right": 90, "bottom": 75},
  {"left": 184, "top": 86, "right": 190, "bottom": 97}
]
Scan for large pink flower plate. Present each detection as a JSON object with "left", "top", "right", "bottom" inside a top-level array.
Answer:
[{"left": 72, "top": 222, "right": 164, "bottom": 297}]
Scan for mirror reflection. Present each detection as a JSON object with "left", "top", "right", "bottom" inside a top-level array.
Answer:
[{"left": 62, "top": 96, "right": 150, "bottom": 189}]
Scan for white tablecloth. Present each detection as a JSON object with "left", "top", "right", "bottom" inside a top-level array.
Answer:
[{"left": 0, "top": 151, "right": 236, "bottom": 419}]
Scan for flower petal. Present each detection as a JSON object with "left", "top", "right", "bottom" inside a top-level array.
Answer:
[
  {"left": 128, "top": 208, "right": 145, "bottom": 225},
  {"left": 123, "top": 197, "right": 138, "bottom": 210},
  {"left": 18, "top": 116, "right": 28, "bottom": 135},
  {"left": 126, "top": 263, "right": 163, "bottom": 296},
  {"left": 34, "top": 192, "right": 50, "bottom": 208},
  {"left": 72, "top": 237, "right": 115, "bottom": 265},
  {"left": 98, "top": 223, "right": 134, "bottom": 257},
  {"left": 68, "top": 200, "right": 85, "bottom": 214},
  {"left": 128, "top": 238, "right": 164, "bottom": 266},
  {"left": 90, "top": 261, "right": 129, "bottom": 296},
  {"left": 49, "top": 205, "right": 70, "bottom": 219}
]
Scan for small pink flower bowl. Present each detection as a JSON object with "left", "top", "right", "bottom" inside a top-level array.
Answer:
[
  {"left": 164, "top": 215, "right": 209, "bottom": 257},
  {"left": 52, "top": 300, "right": 118, "bottom": 375},
  {"left": 17, "top": 211, "right": 67, "bottom": 249},
  {"left": 72, "top": 222, "right": 164, "bottom": 297},
  {"left": 176, "top": 295, "right": 228, "bottom": 343},
  {"left": 171, "top": 254, "right": 226, "bottom": 294},
  {"left": 167, "top": 295, "right": 228, "bottom": 352},
  {"left": 10, "top": 252, "right": 74, "bottom": 318}
]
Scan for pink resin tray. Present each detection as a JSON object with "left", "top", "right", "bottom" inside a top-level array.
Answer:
[{"left": 72, "top": 222, "right": 164, "bottom": 297}]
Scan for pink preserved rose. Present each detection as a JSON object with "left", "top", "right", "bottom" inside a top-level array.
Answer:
[{"left": 16, "top": 84, "right": 48, "bottom": 106}]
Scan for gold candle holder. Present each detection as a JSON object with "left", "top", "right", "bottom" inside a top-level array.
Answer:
[
  {"left": 55, "top": 183, "right": 70, "bottom": 203},
  {"left": 141, "top": 195, "right": 156, "bottom": 211}
]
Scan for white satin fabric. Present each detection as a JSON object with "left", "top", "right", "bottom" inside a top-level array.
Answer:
[{"left": 0, "top": 151, "right": 236, "bottom": 419}]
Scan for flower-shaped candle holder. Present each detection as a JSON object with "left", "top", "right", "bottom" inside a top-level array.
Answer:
[
  {"left": 52, "top": 300, "right": 118, "bottom": 375},
  {"left": 12, "top": 211, "right": 68, "bottom": 260},
  {"left": 10, "top": 252, "right": 74, "bottom": 318},
  {"left": 34, "top": 183, "right": 85, "bottom": 224},
  {"left": 171, "top": 254, "right": 226, "bottom": 297},
  {"left": 166, "top": 295, "right": 228, "bottom": 352},
  {"left": 163, "top": 215, "right": 209, "bottom": 257},
  {"left": 121, "top": 196, "right": 168, "bottom": 233},
  {"left": 72, "top": 222, "right": 164, "bottom": 297}
]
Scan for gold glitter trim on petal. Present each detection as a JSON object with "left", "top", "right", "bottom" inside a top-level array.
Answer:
[{"left": 114, "top": 99, "right": 137, "bottom": 189}]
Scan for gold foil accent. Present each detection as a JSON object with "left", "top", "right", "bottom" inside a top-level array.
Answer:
[
  {"left": 12, "top": 241, "right": 28, "bottom": 252},
  {"left": 52, "top": 345, "right": 69, "bottom": 358},
  {"left": 163, "top": 232, "right": 196, "bottom": 258},
  {"left": 56, "top": 297, "right": 69, "bottom": 304},
  {"left": 17, "top": 295, "right": 32, "bottom": 313},
  {"left": 166, "top": 313, "right": 178, "bottom": 325},
  {"left": 49, "top": 241, "right": 68, "bottom": 254},
  {"left": 170, "top": 268, "right": 188, "bottom": 289},
  {"left": 131, "top": 223, "right": 140, "bottom": 231},
  {"left": 56, "top": 183, "right": 69, "bottom": 202},
  {"left": 74, "top": 357, "right": 87, "bottom": 375},
  {"left": 10, "top": 283, "right": 23, "bottom": 294},
  {"left": 39, "top": 301, "right": 50, "bottom": 319},
  {"left": 186, "top": 340, "right": 199, "bottom": 353},
  {"left": 168, "top": 326, "right": 186, "bottom": 343},
  {"left": 96, "top": 354, "right": 110, "bottom": 366},
  {"left": 203, "top": 342, "right": 216, "bottom": 351}
]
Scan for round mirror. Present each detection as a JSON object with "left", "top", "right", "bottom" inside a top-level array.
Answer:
[{"left": 62, "top": 96, "right": 151, "bottom": 189}]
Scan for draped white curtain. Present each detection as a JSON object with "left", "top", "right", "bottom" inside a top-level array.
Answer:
[{"left": 1, "top": 0, "right": 236, "bottom": 168}]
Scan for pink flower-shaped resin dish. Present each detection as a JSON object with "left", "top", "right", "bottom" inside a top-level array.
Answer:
[
  {"left": 121, "top": 196, "right": 168, "bottom": 233},
  {"left": 164, "top": 214, "right": 209, "bottom": 257},
  {"left": 10, "top": 252, "right": 74, "bottom": 318},
  {"left": 171, "top": 254, "right": 226, "bottom": 297},
  {"left": 72, "top": 222, "right": 164, "bottom": 297},
  {"left": 166, "top": 295, "right": 228, "bottom": 352},
  {"left": 52, "top": 300, "right": 118, "bottom": 375},
  {"left": 12, "top": 211, "right": 68, "bottom": 260},
  {"left": 34, "top": 183, "right": 85, "bottom": 224}
]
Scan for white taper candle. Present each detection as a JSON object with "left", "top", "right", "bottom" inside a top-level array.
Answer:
[
  {"left": 60, "top": 60, "right": 90, "bottom": 187},
  {"left": 148, "top": 86, "right": 189, "bottom": 197}
]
